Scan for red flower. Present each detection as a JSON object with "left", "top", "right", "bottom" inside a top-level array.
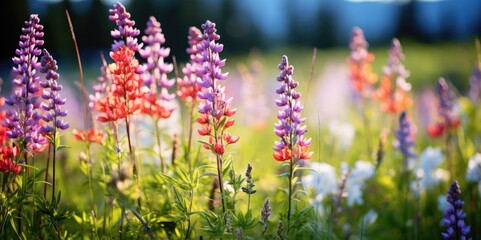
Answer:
[
  {"left": 373, "top": 76, "right": 413, "bottom": 114},
  {"left": 428, "top": 119, "right": 460, "bottom": 138},
  {"left": 0, "top": 98, "right": 9, "bottom": 144},
  {"left": 177, "top": 75, "right": 201, "bottom": 104},
  {"left": 273, "top": 147, "right": 292, "bottom": 162},
  {"left": 96, "top": 46, "right": 144, "bottom": 122},
  {"left": 72, "top": 129, "right": 105, "bottom": 143},
  {"left": 213, "top": 143, "right": 225, "bottom": 155},
  {"left": 224, "top": 132, "right": 239, "bottom": 144},
  {"left": 140, "top": 92, "right": 174, "bottom": 119},
  {"left": 0, "top": 146, "right": 21, "bottom": 174},
  {"left": 296, "top": 146, "right": 313, "bottom": 160}
]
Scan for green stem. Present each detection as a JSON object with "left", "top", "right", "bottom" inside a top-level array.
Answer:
[
  {"left": 186, "top": 102, "right": 195, "bottom": 173},
  {"left": 216, "top": 154, "right": 225, "bottom": 214},
  {"left": 43, "top": 144, "right": 51, "bottom": 199},
  {"left": 185, "top": 189, "right": 194, "bottom": 240},
  {"left": 154, "top": 118, "right": 165, "bottom": 173},
  {"left": 130, "top": 208, "right": 155, "bottom": 239},
  {"left": 120, "top": 207, "right": 125, "bottom": 240},
  {"left": 52, "top": 131, "right": 57, "bottom": 201},
  {"left": 125, "top": 115, "right": 141, "bottom": 210},
  {"left": 287, "top": 154, "right": 293, "bottom": 233}
]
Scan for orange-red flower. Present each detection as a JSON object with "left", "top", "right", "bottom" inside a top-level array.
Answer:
[
  {"left": 140, "top": 92, "right": 174, "bottom": 119},
  {"left": 373, "top": 38, "right": 412, "bottom": 114},
  {"left": 273, "top": 147, "right": 292, "bottom": 162},
  {"left": 373, "top": 75, "right": 413, "bottom": 114},
  {"left": 72, "top": 129, "right": 105, "bottom": 143},
  {"left": 348, "top": 27, "right": 377, "bottom": 96},
  {"left": 96, "top": 46, "right": 144, "bottom": 122},
  {"left": 0, "top": 145, "right": 21, "bottom": 174}
]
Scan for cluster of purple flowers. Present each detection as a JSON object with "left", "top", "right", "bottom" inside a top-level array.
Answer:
[
  {"left": 39, "top": 49, "right": 69, "bottom": 134},
  {"left": 108, "top": 2, "right": 141, "bottom": 52},
  {"left": 273, "top": 55, "right": 312, "bottom": 162},
  {"left": 3, "top": 14, "right": 68, "bottom": 154},
  {"left": 442, "top": 181, "right": 471, "bottom": 240},
  {"left": 395, "top": 111, "right": 417, "bottom": 169},
  {"left": 139, "top": 16, "right": 174, "bottom": 101}
]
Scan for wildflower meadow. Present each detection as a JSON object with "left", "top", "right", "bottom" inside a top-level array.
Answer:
[{"left": 1, "top": 2, "right": 481, "bottom": 239}]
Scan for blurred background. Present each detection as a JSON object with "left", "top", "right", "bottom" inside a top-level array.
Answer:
[
  {"left": 0, "top": 0, "right": 480, "bottom": 99},
  {"left": 1, "top": 0, "right": 480, "bottom": 59}
]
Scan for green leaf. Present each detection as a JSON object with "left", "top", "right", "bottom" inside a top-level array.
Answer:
[{"left": 277, "top": 172, "right": 290, "bottom": 178}]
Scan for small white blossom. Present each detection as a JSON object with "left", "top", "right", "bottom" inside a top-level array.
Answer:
[
  {"left": 303, "top": 162, "right": 338, "bottom": 210},
  {"left": 466, "top": 153, "right": 481, "bottom": 197},
  {"left": 412, "top": 147, "right": 448, "bottom": 193},
  {"left": 342, "top": 161, "right": 374, "bottom": 206},
  {"left": 466, "top": 153, "right": 481, "bottom": 182}
]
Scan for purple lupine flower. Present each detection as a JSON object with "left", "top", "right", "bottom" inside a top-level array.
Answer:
[
  {"left": 468, "top": 64, "right": 481, "bottom": 102},
  {"left": 3, "top": 14, "right": 46, "bottom": 152},
  {"left": 395, "top": 111, "right": 417, "bottom": 169},
  {"left": 39, "top": 49, "right": 69, "bottom": 134},
  {"left": 196, "top": 20, "right": 231, "bottom": 118},
  {"left": 139, "top": 16, "right": 174, "bottom": 101},
  {"left": 442, "top": 180, "right": 471, "bottom": 240},
  {"left": 89, "top": 56, "right": 111, "bottom": 110},
  {"left": 384, "top": 38, "right": 410, "bottom": 90},
  {"left": 428, "top": 77, "right": 461, "bottom": 138},
  {"left": 109, "top": 2, "right": 142, "bottom": 52},
  {"left": 273, "top": 55, "right": 312, "bottom": 161},
  {"left": 260, "top": 198, "right": 271, "bottom": 235},
  {"left": 195, "top": 20, "right": 238, "bottom": 155},
  {"left": 177, "top": 27, "right": 203, "bottom": 103}
]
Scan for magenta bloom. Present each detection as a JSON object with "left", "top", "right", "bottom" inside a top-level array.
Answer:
[{"left": 3, "top": 14, "right": 46, "bottom": 152}]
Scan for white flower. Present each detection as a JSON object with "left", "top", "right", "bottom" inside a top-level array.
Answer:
[
  {"left": 466, "top": 153, "right": 481, "bottom": 197},
  {"left": 342, "top": 161, "right": 374, "bottom": 206},
  {"left": 328, "top": 120, "right": 355, "bottom": 149},
  {"left": 412, "top": 147, "right": 447, "bottom": 193},
  {"left": 466, "top": 153, "right": 481, "bottom": 182},
  {"left": 363, "top": 209, "right": 378, "bottom": 226},
  {"left": 303, "top": 162, "right": 338, "bottom": 206}
]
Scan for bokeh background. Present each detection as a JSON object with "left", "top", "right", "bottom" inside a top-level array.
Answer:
[
  {"left": 0, "top": 0, "right": 481, "bottom": 128},
  {"left": 1, "top": 0, "right": 480, "bottom": 68}
]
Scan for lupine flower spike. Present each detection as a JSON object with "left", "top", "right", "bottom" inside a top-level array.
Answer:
[
  {"left": 273, "top": 55, "right": 312, "bottom": 162},
  {"left": 177, "top": 26, "right": 203, "bottom": 106},
  {"left": 395, "top": 111, "right": 417, "bottom": 170},
  {"left": 374, "top": 38, "right": 413, "bottom": 114},
  {"left": 442, "top": 180, "right": 471, "bottom": 240},
  {"left": 39, "top": 49, "right": 69, "bottom": 199},
  {"left": 348, "top": 27, "right": 377, "bottom": 97},
  {"left": 96, "top": 2, "right": 144, "bottom": 123},
  {"left": 259, "top": 198, "right": 271, "bottom": 236},
  {"left": 40, "top": 49, "right": 69, "bottom": 134},
  {"left": 139, "top": 16, "right": 175, "bottom": 119},
  {"left": 273, "top": 55, "right": 312, "bottom": 228},
  {"left": 3, "top": 14, "right": 47, "bottom": 154},
  {"left": 195, "top": 20, "right": 239, "bottom": 213},
  {"left": 428, "top": 77, "right": 460, "bottom": 138}
]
